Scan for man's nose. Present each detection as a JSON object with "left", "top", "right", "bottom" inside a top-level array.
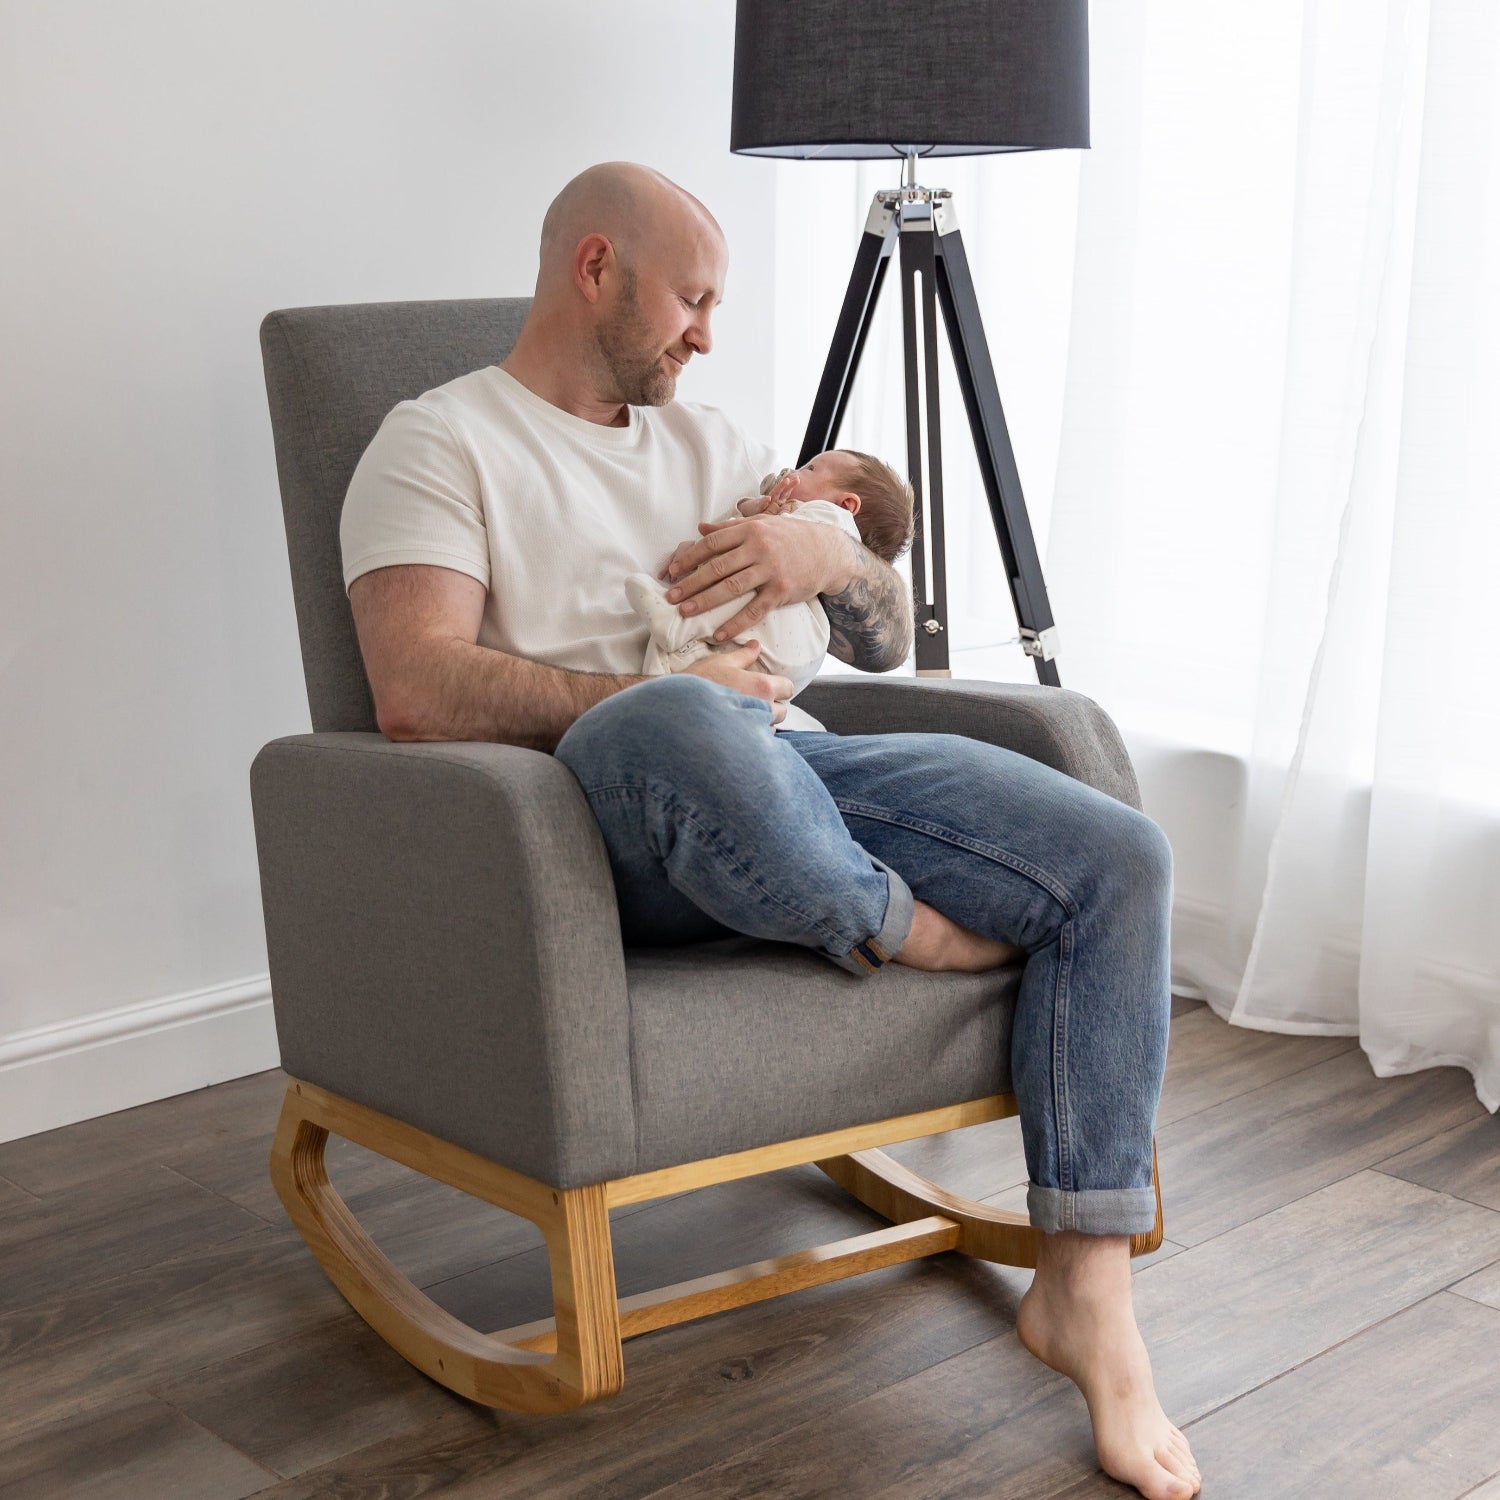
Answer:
[{"left": 685, "top": 312, "right": 712, "bottom": 357}]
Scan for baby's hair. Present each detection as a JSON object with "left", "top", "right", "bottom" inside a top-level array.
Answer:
[{"left": 840, "top": 450, "right": 916, "bottom": 564}]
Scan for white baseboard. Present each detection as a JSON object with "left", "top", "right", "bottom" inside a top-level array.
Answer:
[{"left": 0, "top": 975, "right": 280, "bottom": 1144}]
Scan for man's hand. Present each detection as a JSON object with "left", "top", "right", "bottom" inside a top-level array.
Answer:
[
  {"left": 658, "top": 514, "right": 855, "bottom": 644},
  {"left": 654, "top": 499, "right": 795, "bottom": 579},
  {"left": 682, "top": 640, "right": 794, "bottom": 725}
]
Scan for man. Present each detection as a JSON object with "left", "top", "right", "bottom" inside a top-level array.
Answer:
[{"left": 341, "top": 162, "right": 1201, "bottom": 1500}]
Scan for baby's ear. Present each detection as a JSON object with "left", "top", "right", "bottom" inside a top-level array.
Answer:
[{"left": 838, "top": 492, "right": 861, "bottom": 514}]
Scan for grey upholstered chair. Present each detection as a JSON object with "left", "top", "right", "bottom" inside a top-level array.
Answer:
[{"left": 252, "top": 298, "right": 1163, "bottom": 1414}]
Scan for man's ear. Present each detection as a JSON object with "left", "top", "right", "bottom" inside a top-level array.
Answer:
[{"left": 574, "top": 234, "right": 614, "bottom": 304}]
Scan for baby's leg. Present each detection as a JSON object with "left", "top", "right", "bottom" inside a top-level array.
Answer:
[
  {"left": 745, "top": 598, "right": 831, "bottom": 687},
  {"left": 624, "top": 572, "right": 827, "bottom": 693},
  {"left": 625, "top": 571, "right": 752, "bottom": 656}
]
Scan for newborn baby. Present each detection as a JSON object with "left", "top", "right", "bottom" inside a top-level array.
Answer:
[{"left": 624, "top": 448, "right": 915, "bottom": 733}]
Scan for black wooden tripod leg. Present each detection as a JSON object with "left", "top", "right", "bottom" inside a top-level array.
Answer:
[
  {"left": 934, "top": 221, "right": 1062, "bottom": 687},
  {"left": 799, "top": 212, "right": 898, "bottom": 464},
  {"left": 900, "top": 223, "right": 952, "bottom": 675}
]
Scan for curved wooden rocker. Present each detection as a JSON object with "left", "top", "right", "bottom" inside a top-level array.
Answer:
[{"left": 271, "top": 1077, "right": 1164, "bottom": 1414}]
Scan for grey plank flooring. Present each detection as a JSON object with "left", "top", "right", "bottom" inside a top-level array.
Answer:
[
  {"left": 0, "top": 1174, "right": 38, "bottom": 1205},
  {"left": 0, "top": 997, "right": 1495, "bottom": 1499},
  {"left": 1376, "top": 1112, "right": 1500, "bottom": 1212},
  {"left": 0, "top": 1162, "right": 265, "bottom": 1316},
  {"left": 1175, "top": 1293, "right": 1500, "bottom": 1500},
  {"left": 0, "top": 1070, "right": 288, "bottom": 1199},
  {"left": 1154, "top": 1048, "right": 1486, "bottom": 1246},
  {"left": 150, "top": 1316, "right": 461, "bottom": 1480},
  {"left": 0, "top": 1393, "right": 273, "bottom": 1499},
  {"left": 1450, "top": 1255, "right": 1500, "bottom": 1311}
]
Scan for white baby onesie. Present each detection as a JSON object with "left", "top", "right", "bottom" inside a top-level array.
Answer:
[{"left": 622, "top": 498, "right": 862, "bottom": 734}]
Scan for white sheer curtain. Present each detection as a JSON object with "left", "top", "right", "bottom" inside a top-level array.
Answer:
[{"left": 771, "top": 0, "right": 1499, "bottom": 1110}]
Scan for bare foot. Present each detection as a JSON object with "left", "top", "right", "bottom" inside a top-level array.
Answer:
[
  {"left": 1016, "top": 1232, "right": 1201, "bottom": 1499},
  {"left": 892, "top": 899, "right": 1024, "bottom": 974}
]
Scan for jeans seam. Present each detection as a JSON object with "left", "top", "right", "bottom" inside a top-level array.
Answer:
[
  {"left": 582, "top": 781, "right": 861, "bottom": 953},
  {"left": 1055, "top": 918, "right": 1075, "bottom": 1207},
  {"left": 832, "top": 800, "right": 1081, "bottom": 919},
  {"left": 837, "top": 796, "right": 1082, "bottom": 1204}
]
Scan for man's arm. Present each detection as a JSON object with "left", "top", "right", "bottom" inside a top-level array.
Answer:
[
  {"left": 821, "top": 532, "right": 914, "bottom": 673},
  {"left": 350, "top": 563, "right": 795, "bottom": 751},
  {"left": 349, "top": 564, "right": 646, "bottom": 754}
]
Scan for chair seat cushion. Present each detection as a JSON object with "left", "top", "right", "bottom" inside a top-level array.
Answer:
[{"left": 624, "top": 936, "right": 1018, "bottom": 1174}]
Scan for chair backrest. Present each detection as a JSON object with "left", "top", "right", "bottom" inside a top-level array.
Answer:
[{"left": 259, "top": 298, "right": 532, "bottom": 732}]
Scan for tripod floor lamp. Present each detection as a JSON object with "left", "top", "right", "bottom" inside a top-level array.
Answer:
[{"left": 730, "top": 0, "right": 1090, "bottom": 685}]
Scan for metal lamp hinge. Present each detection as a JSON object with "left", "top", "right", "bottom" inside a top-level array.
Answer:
[{"left": 1019, "top": 626, "right": 1061, "bottom": 662}]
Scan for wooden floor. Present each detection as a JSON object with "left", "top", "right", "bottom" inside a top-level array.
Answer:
[{"left": 2, "top": 994, "right": 1499, "bottom": 1499}]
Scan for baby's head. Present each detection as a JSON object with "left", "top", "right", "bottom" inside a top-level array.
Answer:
[{"left": 744, "top": 449, "right": 915, "bottom": 564}]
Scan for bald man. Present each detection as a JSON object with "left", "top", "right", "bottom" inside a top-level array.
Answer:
[{"left": 340, "top": 163, "right": 1200, "bottom": 1500}]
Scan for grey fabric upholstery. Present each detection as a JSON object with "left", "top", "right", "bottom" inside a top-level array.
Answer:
[
  {"left": 251, "top": 733, "right": 637, "bottom": 1187},
  {"left": 627, "top": 937, "right": 1016, "bottom": 1174},
  {"left": 252, "top": 298, "right": 1144, "bottom": 1190},
  {"left": 260, "top": 299, "right": 531, "bottom": 733}
]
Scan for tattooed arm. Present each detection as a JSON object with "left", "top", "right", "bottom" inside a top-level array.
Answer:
[{"left": 821, "top": 532, "right": 914, "bottom": 673}]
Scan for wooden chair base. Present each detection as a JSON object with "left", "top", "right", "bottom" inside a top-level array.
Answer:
[{"left": 270, "top": 1078, "right": 1165, "bottom": 1414}]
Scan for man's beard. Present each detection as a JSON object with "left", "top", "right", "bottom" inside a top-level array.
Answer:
[{"left": 594, "top": 267, "right": 678, "bottom": 407}]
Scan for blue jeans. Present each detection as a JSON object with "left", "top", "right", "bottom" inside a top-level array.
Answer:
[{"left": 554, "top": 675, "right": 1173, "bottom": 1237}]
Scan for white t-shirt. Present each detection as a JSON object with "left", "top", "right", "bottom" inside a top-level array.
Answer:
[{"left": 342, "top": 366, "right": 833, "bottom": 729}]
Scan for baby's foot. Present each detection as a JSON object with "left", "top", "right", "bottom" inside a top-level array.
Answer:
[{"left": 623, "top": 571, "right": 697, "bottom": 650}]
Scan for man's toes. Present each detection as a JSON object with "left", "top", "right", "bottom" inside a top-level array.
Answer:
[
  {"left": 1150, "top": 1467, "right": 1194, "bottom": 1500},
  {"left": 1108, "top": 1452, "right": 1193, "bottom": 1500},
  {"left": 1165, "top": 1430, "right": 1197, "bottom": 1467},
  {"left": 1152, "top": 1446, "right": 1197, "bottom": 1496}
]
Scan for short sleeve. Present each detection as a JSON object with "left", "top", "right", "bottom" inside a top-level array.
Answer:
[{"left": 339, "top": 400, "right": 491, "bottom": 594}]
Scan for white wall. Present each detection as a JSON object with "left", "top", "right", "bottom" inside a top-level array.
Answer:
[{"left": 0, "top": 0, "right": 777, "bottom": 1139}]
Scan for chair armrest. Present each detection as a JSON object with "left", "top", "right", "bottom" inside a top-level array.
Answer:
[
  {"left": 793, "top": 676, "right": 1144, "bottom": 811},
  {"left": 250, "top": 732, "right": 636, "bottom": 1187}
]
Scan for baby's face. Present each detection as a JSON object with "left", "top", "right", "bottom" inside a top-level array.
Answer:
[
  {"left": 736, "top": 451, "right": 857, "bottom": 517},
  {"left": 782, "top": 451, "right": 856, "bottom": 502}
]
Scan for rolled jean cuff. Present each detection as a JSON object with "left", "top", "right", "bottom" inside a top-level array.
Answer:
[
  {"left": 828, "top": 855, "right": 915, "bottom": 978},
  {"left": 1026, "top": 1183, "right": 1159, "bottom": 1237}
]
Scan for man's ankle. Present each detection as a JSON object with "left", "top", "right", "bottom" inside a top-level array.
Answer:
[{"left": 1035, "top": 1231, "right": 1133, "bottom": 1285}]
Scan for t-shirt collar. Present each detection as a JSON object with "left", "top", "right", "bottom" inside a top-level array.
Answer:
[{"left": 488, "top": 366, "right": 644, "bottom": 444}]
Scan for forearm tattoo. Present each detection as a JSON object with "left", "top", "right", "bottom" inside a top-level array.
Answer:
[{"left": 821, "top": 541, "right": 913, "bottom": 672}]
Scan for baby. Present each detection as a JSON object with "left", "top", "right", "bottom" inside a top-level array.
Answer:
[{"left": 623, "top": 449, "right": 915, "bottom": 732}]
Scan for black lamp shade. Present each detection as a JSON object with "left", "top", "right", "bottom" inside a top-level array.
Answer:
[{"left": 730, "top": 0, "right": 1089, "bottom": 159}]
